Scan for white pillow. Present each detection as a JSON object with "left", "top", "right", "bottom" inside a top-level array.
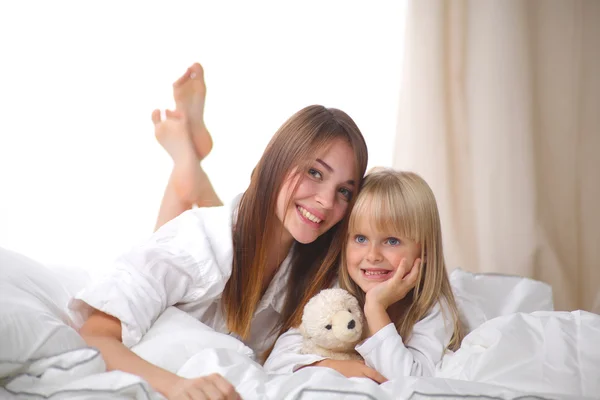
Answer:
[
  {"left": 0, "top": 247, "right": 87, "bottom": 377},
  {"left": 437, "top": 310, "right": 600, "bottom": 397},
  {"left": 131, "top": 306, "right": 255, "bottom": 374},
  {"left": 45, "top": 263, "right": 92, "bottom": 297},
  {"left": 450, "top": 268, "right": 554, "bottom": 334},
  {"left": 2, "top": 347, "right": 159, "bottom": 399}
]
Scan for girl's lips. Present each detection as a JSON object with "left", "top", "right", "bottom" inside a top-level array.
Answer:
[{"left": 361, "top": 268, "right": 392, "bottom": 281}]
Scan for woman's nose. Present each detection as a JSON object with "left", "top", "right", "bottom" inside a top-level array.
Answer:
[{"left": 315, "top": 186, "right": 336, "bottom": 209}]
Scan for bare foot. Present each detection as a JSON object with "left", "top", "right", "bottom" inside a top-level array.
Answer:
[
  {"left": 152, "top": 109, "right": 204, "bottom": 204},
  {"left": 173, "top": 63, "right": 213, "bottom": 160}
]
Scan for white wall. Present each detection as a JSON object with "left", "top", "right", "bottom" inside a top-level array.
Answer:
[{"left": 0, "top": 1, "right": 407, "bottom": 274}]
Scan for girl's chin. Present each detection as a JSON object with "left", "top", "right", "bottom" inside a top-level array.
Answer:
[{"left": 358, "top": 281, "right": 377, "bottom": 293}]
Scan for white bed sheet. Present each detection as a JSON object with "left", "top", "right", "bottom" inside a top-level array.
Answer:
[
  {"left": 3, "top": 306, "right": 599, "bottom": 400},
  {"left": 1, "top": 255, "right": 598, "bottom": 400}
]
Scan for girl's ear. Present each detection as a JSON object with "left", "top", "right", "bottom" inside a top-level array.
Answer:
[{"left": 417, "top": 256, "right": 426, "bottom": 268}]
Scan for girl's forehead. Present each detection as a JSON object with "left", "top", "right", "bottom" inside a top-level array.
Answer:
[{"left": 350, "top": 213, "right": 398, "bottom": 236}]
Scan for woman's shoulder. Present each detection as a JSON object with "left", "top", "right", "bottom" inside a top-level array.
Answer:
[{"left": 147, "top": 196, "right": 241, "bottom": 270}]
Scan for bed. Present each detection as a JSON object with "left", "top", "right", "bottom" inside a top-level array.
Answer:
[{"left": 1, "top": 247, "right": 599, "bottom": 399}]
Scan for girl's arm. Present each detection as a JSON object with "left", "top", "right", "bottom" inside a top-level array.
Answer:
[
  {"left": 362, "top": 258, "right": 421, "bottom": 336},
  {"left": 263, "top": 327, "right": 327, "bottom": 374},
  {"left": 357, "top": 258, "right": 452, "bottom": 379},
  {"left": 264, "top": 327, "right": 387, "bottom": 383},
  {"left": 363, "top": 300, "right": 394, "bottom": 335},
  {"left": 357, "top": 300, "right": 453, "bottom": 379}
]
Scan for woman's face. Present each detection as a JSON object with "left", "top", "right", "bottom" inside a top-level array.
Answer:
[{"left": 276, "top": 138, "right": 357, "bottom": 244}]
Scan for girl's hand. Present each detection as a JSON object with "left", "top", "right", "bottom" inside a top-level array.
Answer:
[
  {"left": 312, "top": 359, "right": 388, "bottom": 384},
  {"left": 166, "top": 374, "right": 241, "bottom": 400},
  {"left": 365, "top": 258, "right": 421, "bottom": 309}
]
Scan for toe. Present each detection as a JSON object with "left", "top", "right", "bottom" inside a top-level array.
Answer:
[
  {"left": 151, "top": 109, "right": 162, "bottom": 124},
  {"left": 189, "top": 63, "right": 204, "bottom": 80},
  {"left": 165, "top": 109, "right": 183, "bottom": 119},
  {"left": 173, "top": 67, "right": 192, "bottom": 87}
]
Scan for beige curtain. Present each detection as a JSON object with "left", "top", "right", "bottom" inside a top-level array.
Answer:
[{"left": 393, "top": 0, "right": 599, "bottom": 312}]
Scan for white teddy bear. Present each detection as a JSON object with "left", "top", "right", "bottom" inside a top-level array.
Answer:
[{"left": 299, "top": 288, "right": 364, "bottom": 360}]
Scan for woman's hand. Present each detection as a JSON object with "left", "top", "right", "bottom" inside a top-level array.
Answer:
[
  {"left": 365, "top": 258, "right": 421, "bottom": 309},
  {"left": 312, "top": 359, "right": 388, "bottom": 384},
  {"left": 166, "top": 374, "right": 241, "bottom": 400}
]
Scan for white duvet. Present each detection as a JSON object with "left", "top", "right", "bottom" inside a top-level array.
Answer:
[{"left": 1, "top": 248, "right": 599, "bottom": 400}]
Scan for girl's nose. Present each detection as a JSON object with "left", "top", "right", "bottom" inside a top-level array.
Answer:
[{"left": 366, "top": 245, "right": 383, "bottom": 263}]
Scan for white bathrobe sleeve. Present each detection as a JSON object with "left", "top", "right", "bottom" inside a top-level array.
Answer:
[
  {"left": 355, "top": 301, "right": 453, "bottom": 379},
  {"left": 263, "top": 327, "right": 327, "bottom": 374},
  {"left": 69, "top": 205, "right": 235, "bottom": 348}
]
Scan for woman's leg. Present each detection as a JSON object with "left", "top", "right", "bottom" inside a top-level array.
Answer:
[{"left": 153, "top": 63, "right": 222, "bottom": 231}]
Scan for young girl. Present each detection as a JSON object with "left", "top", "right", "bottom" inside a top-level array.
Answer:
[
  {"left": 71, "top": 63, "right": 369, "bottom": 399},
  {"left": 264, "top": 168, "right": 464, "bottom": 381}
]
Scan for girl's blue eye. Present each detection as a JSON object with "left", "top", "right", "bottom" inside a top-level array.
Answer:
[
  {"left": 339, "top": 187, "right": 353, "bottom": 201},
  {"left": 308, "top": 168, "right": 322, "bottom": 180},
  {"left": 386, "top": 237, "right": 401, "bottom": 246},
  {"left": 355, "top": 235, "right": 367, "bottom": 244}
]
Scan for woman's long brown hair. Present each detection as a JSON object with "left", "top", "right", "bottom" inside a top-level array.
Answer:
[{"left": 222, "top": 105, "right": 368, "bottom": 343}]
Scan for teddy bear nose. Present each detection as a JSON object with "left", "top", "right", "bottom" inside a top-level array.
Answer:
[{"left": 347, "top": 319, "right": 356, "bottom": 330}]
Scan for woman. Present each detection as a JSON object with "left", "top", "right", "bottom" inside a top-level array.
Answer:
[{"left": 71, "top": 63, "right": 369, "bottom": 400}]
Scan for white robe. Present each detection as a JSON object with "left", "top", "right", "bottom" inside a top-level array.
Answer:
[{"left": 69, "top": 197, "right": 292, "bottom": 358}]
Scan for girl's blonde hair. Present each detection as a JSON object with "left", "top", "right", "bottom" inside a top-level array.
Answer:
[{"left": 339, "top": 168, "right": 464, "bottom": 351}]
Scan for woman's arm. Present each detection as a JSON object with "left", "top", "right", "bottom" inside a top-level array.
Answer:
[
  {"left": 80, "top": 311, "right": 180, "bottom": 395},
  {"left": 72, "top": 207, "right": 240, "bottom": 399},
  {"left": 81, "top": 311, "right": 240, "bottom": 399}
]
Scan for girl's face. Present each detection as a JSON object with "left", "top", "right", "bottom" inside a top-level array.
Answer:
[
  {"left": 345, "top": 215, "right": 421, "bottom": 293},
  {"left": 276, "top": 138, "right": 357, "bottom": 245}
]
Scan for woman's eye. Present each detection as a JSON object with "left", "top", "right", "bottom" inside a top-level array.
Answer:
[
  {"left": 386, "top": 237, "right": 401, "bottom": 246},
  {"left": 308, "top": 168, "right": 322, "bottom": 180},
  {"left": 325, "top": 324, "right": 332, "bottom": 330},
  {"left": 338, "top": 187, "right": 353, "bottom": 201},
  {"left": 355, "top": 235, "right": 367, "bottom": 244}
]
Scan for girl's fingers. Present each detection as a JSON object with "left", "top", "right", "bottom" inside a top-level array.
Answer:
[
  {"left": 391, "top": 263, "right": 407, "bottom": 285},
  {"left": 396, "top": 258, "right": 409, "bottom": 277},
  {"left": 404, "top": 258, "right": 421, "bottom": 286}
]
